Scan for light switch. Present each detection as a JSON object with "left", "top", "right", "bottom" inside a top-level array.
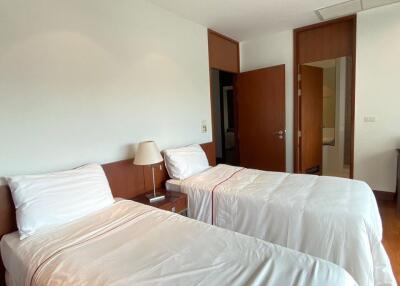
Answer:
[
  {"left": 364, "top": 116, "right": 376, "bottom": 123},
  {"left": 201, "top": 120, "right": 207, "bottom": 133}
]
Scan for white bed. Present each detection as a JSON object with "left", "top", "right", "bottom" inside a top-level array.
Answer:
[
  {"left": 0, "top": 200, "right": 357, "bottom": 286},
  {"left": 166, "top": 164, "right": 396, "bottom": 286}
]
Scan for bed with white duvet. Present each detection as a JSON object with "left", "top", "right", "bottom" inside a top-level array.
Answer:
[
  {"left": 164, "top": 145, "right": 396, "bottom": 286},
  {"left": 1, "top": 162, "right": 358, "bottom": 286},
  {"left": 1, "top": 200, "right": 358, "bottom": 286}
]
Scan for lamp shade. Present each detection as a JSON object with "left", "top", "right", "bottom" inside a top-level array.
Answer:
[{"left": 133, "top": 141, "right": 163, "bottom": 166}]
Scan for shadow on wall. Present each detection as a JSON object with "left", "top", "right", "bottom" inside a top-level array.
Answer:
[{"left": 0, "top": 142, "right": 136, "bottom": 186}]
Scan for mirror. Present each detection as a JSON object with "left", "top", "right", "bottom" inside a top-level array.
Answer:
[{"left": 299, "top": 56, "right": 352, "bottom": 178}]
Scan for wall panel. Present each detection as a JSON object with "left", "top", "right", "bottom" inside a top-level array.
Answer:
[{"left": 208, "top": 30, "right": 240, "bottom": 73}]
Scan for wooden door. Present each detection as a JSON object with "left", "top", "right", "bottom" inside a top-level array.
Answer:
[
  {"left": 299, "top": 65, "right": 323, "bottom": 174},
  {"left": 236, "top": 65, "right": 286, "bottom": 171}
]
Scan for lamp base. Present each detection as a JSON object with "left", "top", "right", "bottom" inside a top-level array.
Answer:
[{"left": 146, "top": 192, "right": 166, "bottom": 203}]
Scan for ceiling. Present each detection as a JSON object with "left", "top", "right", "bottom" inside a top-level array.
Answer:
[
  {"left": 148, "top": 0, "right": 400, "bottom": 41},
  {"left": 316, "top": 0, "right": 400, "bottom": 20}
]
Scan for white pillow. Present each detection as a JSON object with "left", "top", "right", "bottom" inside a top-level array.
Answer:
[
  {"left": 7, "top": 164, "right": 114, "bottom": 240},
  {"left": 163, "top": 144, "right": 210, "bottom": 180}
]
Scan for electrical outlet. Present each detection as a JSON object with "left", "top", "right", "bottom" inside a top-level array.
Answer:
[
  {"left": 201, "top": 120, "right": 207, "bottom": 133},
  {"left": 364, "top": 116, "right": 376, "bottom": 123}
]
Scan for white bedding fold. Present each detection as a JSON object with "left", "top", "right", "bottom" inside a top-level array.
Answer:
[
  {"left": 1, "top": 200, "right": 357, "bottom": 286},
  {"left": 180, "top": 164, "right": 396, "bottom": 286}
]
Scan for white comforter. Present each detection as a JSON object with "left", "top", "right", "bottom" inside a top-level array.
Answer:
[
  {"left": 0, "top": 200, "right": 357, "bottom": 286},
  {"left": 180, "top": 164, "right": 396, "bottom": 286}
]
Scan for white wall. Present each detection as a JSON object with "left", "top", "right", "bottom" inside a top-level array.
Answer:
[
  {"left": 354, "top": 3, "right": 400, "bottom": 192},
  {"left": 0, "top": 0, "right": 212, "bottom": 183},
  {"left": 240, "top": 30, "right": 294, "bottom": 172}
]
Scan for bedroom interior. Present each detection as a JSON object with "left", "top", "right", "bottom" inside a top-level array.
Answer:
[{"left": 1, "top": 0, "right": 400, "bottom": 285}]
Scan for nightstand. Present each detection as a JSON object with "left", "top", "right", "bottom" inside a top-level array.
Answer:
[{"left": 132, "top": 189, "right": 188, "bottom": 215}]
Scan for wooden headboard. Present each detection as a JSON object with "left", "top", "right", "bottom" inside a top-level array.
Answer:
[{"left": 0, "top": 142, "right": 215, "bottom": 285}]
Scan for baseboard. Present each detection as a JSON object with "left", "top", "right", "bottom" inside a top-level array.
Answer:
[{"left": 373, "top": 190, "right": 396, "bottom": 201}]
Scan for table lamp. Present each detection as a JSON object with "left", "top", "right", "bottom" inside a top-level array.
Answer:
[{"left": 134, "top": 141, "right": 165, "bottom": 203}]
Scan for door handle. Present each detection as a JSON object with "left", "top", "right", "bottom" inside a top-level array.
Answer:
[
  {"left": 274, "top": 130, "right": 286, "bottom": 135},
  {"left": 274, "top": 130, "right": 286, "bottom": 139}
]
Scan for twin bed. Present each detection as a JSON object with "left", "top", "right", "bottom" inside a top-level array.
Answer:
[
  {"left": 0, "top": 143, "right": 396, "bottom": 286},
  {"left": 1, "top": 200, "right": 356, "bottom": 286},
  {"left": 163, "top": 145, "right": 396, "bottom": 286}
]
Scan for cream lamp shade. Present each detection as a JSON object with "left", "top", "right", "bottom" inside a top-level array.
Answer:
[{"left": 133, "top": 141, "right": 163, "bottom": 166}]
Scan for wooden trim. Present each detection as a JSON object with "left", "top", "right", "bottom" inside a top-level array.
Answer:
[
  {"left": 294, "top": 15, "right": 356, "bottom": 33},
  {"left": 293, "top": 30, "right": 299, "bottom": 173},
  {"left": 374, "top": 190, "right": 396, "bottom": 201},
  {"left": 293, "top": 15, "right": 356, "bottom": 177},
  {"left": 209, "top": 68, "right": 216, "bottom": 143},
  {"left": 350, "top": 16, "right": 357, "bottom": 179}
]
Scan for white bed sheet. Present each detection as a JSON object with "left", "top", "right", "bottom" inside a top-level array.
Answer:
[
  {"left": 166, "top": 179, "right": 182, "bottom": 192},
  {"left": 1, "top": 232, "right": 25, "bottom": 286},
  {"left": 0, "top": 200, "right": 357, "bottom": 286},
  {"left": 180, "top": 164, "right": 396, "bottom": 286}
]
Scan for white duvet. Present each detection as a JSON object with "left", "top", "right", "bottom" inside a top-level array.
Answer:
[
  {"left": 180, "top": 164, "right": 396, "bottom": 286},
  {"left": 0, "top": 200, "right": 357, "bottom": 286}
]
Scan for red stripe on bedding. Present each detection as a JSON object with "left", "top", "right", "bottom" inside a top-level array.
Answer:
[
  {"left": 30, "top": 209, "right": 154, "bottom": 286},
  {"left": 211, "top": 168, "right": 245, "bottom": 225}
]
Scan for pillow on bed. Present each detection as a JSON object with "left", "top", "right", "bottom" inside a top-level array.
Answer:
[
  {"left": 7, "top": 163, "right": 114, "bottom": 240},
  {"left": 163, "top": 144, "right": 210, "bottom": 180}
]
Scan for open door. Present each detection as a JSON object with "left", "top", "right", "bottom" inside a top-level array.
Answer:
[
  {"left": 236, "top": 65, "right": 286, "bottom": 171},
  {"left": 299, "top": 65, "right": 323, "bottom": 174}
]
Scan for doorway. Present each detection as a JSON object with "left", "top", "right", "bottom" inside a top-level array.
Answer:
[
  {"left": 210, "top": 65, "right": 286, "bottom": 171},
  {"left": 293, "top": 15, "right": 356, "bottom": 177},
  {"left": 300, "top": 57, "right": 352, "bottom": 178},
  {"left": 208, "top": 30, "right": 286, "bottom": 171},
  {"left": 210, "top": 69, "right": 239, "bottom": 165}
]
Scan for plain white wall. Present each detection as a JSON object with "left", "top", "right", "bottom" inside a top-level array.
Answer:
[
  {"left": 0, "top": 0, "right": 212, "bottom": 183},
  {"left": 354, "top": 3, "right": 400, "bottom": 193},
  {"left": 240, "top": 30, "right": 294, "bottom": 172}
]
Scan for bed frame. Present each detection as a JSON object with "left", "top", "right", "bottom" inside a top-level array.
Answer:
[{"left": 0, "top": 142, "right": 215, "bottom": 286}]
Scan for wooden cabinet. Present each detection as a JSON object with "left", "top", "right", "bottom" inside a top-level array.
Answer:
[{"left": 208, "top": 30, "right": 239, "bottom": 73}]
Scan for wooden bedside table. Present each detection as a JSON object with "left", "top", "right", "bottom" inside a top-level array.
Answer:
[{"left": 132, "top": 189, "right": 188, "bottom": 215}]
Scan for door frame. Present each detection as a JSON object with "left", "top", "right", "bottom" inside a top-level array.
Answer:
[
  {"left": 208, "top": 29, "right": 240, "bottom": 163},
  {"left": 293, "top": 15, "right": 356, "bottom": 178}
]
